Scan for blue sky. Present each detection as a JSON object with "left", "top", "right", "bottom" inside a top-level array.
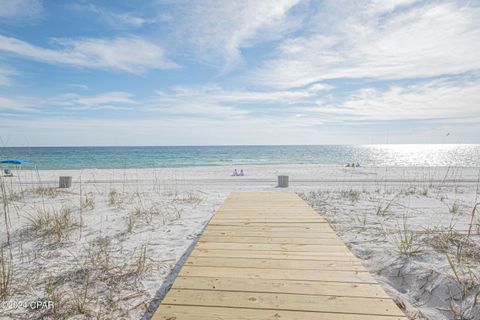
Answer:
[{"left": 0, "top": 0, "right": 479, "bottom": 146}]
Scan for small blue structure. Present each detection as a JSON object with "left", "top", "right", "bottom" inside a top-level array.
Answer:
[
  {"left": 0, "top": 159, "right": 33, "bottom": 165},
  {"left": 1, "top": 159, "right": 33, "bottom": 176}
]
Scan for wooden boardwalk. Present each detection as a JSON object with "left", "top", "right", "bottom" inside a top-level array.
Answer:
[{"left": 153, "top": 192, "right": 407, "bottom": 320}]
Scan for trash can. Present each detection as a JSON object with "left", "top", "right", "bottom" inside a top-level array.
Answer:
[
  {"left": 277, "top": 175, "right": 289, "bottom": 188},
  {"left": 59, "top": 176, "right": 72, "bottom": 188}
]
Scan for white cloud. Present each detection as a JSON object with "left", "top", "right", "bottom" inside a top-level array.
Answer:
[
  {"left": 80, "top": 4, "right": 153, "bottom": 29},
  {"left": 252, "top": 2, "right": 480, "bottom": 88},
  {"left": 148, "top": 84, "right": 327, "bottom": 118},
  {"left": 2, "top": 78, "right": 480, "bottom": 145},
  {"left": 0, "top": 83, "right": 316, "bottom": 118},
  {"left": 3, "top": 76, "right": 479, "bottom": 127},
  {"left": 304, "top": 78, "right": 480, "bottom": 122},
  {"left": 0, "top": 64, "right": 16, "bottom": 86},
  {"left": 0, "top": 91, "right": 138, "bottom": 113},
  {"left": 161, "top": 85, "right": 314, "bottom": 103},
  {"left": 0, "top": 0, "right": 43, "bottom": 20},
  {"left": 67, "top": 83, "right": 90, "bottom": 91},
  {"left": 172, "top": 0, "right": 301, "bottom": 71},
  {"left": 366, "top": 0, "right": 416, "bottom": 14},
  {"left": 50, "top": 91, "right": 137, "bottom": 110},
  {"left": 0, "top": 35, "right": 178, "bottom": 73},
  {"left": 0, "top": 96, "right": 36, "bottom": 112}
]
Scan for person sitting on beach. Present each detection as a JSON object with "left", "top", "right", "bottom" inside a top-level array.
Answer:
[
  {"left": 231, "top": 169, "right": 238, "bottom": 176},
  {"left": 351, "top": 162, "right": 355, "bottom": 167},
  {"left": 346, "top": 163, "right": 351, "bottom": 167},
  {"left": 239, "top": 169, "right": 245, "bottom": 176},
  {"left": 356, "top": 162, "right": 361, "bottom": 167}
]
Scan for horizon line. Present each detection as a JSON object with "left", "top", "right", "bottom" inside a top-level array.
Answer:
[{"left": 1, "top": 143, "right": 478, "bottom": 148}]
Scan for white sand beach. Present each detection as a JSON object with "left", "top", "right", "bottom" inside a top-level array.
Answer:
[{"left": 1, "top": 165, "right": 479, "bottom": 319}]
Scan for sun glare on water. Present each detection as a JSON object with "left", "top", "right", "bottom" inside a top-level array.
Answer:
[{"left": 362, "top": 144, "right": 479, "bottom": 167}]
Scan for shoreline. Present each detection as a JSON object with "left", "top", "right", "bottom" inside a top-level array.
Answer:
[
  {"left": 6, "top": 163, "right": 480, "bottom": 171},
  {"left": 6, "top": 165, "right": 480, "bottom": 190}
]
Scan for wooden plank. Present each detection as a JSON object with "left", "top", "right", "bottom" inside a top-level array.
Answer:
[
  {"left": 216, "top": 211, "right": 318, "bottom": 215},
  {"left": 217, "top": 210, "right": 315, "bottom": 214},
  {"left": 162, "top": 289, "right": 405, "bottom": 316},
  {"left": 196, "top": 242, "right": 349, "bottom": 252},
  {"left": 215, "top": 209, "right": 320, "bottom": 213},
  {"left": 184, "top": 256, "right": 365, "bottom": 271},
  {"left": 218, "top": 208, "right": 315, "bottom": 211},
  {"left": 201, "top": 230, "right": 339, "bottom": 239},
  {"left": 179, "top": 266, "right": 377, "bottom": 283},
  {"left": 191, "top": 248, "right": 357, "bottom": 260},
  {"left": 199, "top": 235, "right": 343, "bottom": 245},
  {"left": 205, "top": 225, "right": 335, "bottom": 232},
  {"left": 217, "top": 212, "right": 316, "bottom": 214},
  {"left": 209, "top": 222, "right": 328, "bottom": 227},
  {"left": 211, "top": 216, "right": 325, "bottom": 221},
  {"left": 213, "top": 216, "right": 323, "bottom": 220},
  {"left": 218, "top": 208, "right": 315, "bottom": 210},
  {"left": 172, "top": 276, "right": 389, "bottom": 298},
  {"left": 153, "top": 305, "right": 408, "bottom": 320},
  {"left": 211, "top": 219, "right": 327, "bottom": 224}
]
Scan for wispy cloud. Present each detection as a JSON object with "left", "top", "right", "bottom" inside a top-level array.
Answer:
[
  {"left": 251, "top": 2, "right": 480, "bottom": 88},
  {"left": 0, "top": 84, "right": 316, "bottom": 118},
  {"left": 0, "top": 64, "right": 16, "bottom": 86},
  {"left": 0, "top": 0, "right": 43, "bottom": 21},
  {"left": 49, "top": 91, "right": 137, "bottom": 111},
  {"left": 0, "top": 91, "right": 137, "bottom": 114},
  {"left": 8, "top": 75, "right": 480, "bottom": 124},
  {"left": 302, "top": 78, "right": 480, "bottom": 122},
  {"left": 78, "top": 3, "right": 156, "bottom": 29},
  {"left": 2, "top": 76, "right": 480, "bottom": 145},
  {"left": 366, "top": 0, "right": 416, "bottom": 14},
  {"left": 147, "top": 84, "right": 330, "bottom": 118},
  {"left": 171, "top": 0, "right": 301, "bottom": 71},
  {"left": 0, "top": 96, "right": 36, "bottom": 112},
  {"left": 0, "top": 35, "right": 178, "bottom": 73},
  {"left": 67, "top": 83, "right": 90, "bottom": 91},
  {"left": 159, "top": 84, "right": 316, "bottom": 103}
]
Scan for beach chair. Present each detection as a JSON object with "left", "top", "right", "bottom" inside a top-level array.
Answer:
[{"left": 3, "top": 169, "right": 13, "bottom": 177}]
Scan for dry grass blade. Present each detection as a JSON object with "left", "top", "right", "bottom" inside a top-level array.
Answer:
[
  {"left": 108, "top": 190, "right": 124, "bottom": 208},
  {"left": 74, "top": 270, "right": 90, "bottom": 315},
  {"left": 33, "top": 186, "right": 59, "bottom": 198},
  {"left": 392, "top": 215, "right": 420, "bottom": 256},
  {"left": 446, "top": 252, "right": 461, "bottom": 284},
  {"left": 27, "top": 206, "right": 80, "bottom": 242},
  {"left": 82, "top": 192, "right": 95, "bottom": 210},
  {"left": 340, "top": 189, "right": 361, "bottom": 202},
  {"left": 134, "top": 244, "right": 148, "bottom": 276},
  {"left": 449, "top": 200, "right": 461, "bottom": 215},
  {"left": 376, "top": 194, "right": 398, "bottom": 216},
  {"left": 467, "top": 203, "right": 479, "bottom": 239},
  {"left": 0, "top": 177, "right": 11, "bottom": 245},
  {"left": 0, "top": 245, "right": 13, "bottom": 299}
]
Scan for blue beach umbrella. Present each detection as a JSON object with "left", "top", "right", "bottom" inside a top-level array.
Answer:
[{"left": 0, "top": 159, "right": 33, "bottom": 165}]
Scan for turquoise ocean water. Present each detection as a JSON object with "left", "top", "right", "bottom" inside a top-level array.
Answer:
[{"left": 1, "top": 145, "right": 479, "bottom": 170}]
